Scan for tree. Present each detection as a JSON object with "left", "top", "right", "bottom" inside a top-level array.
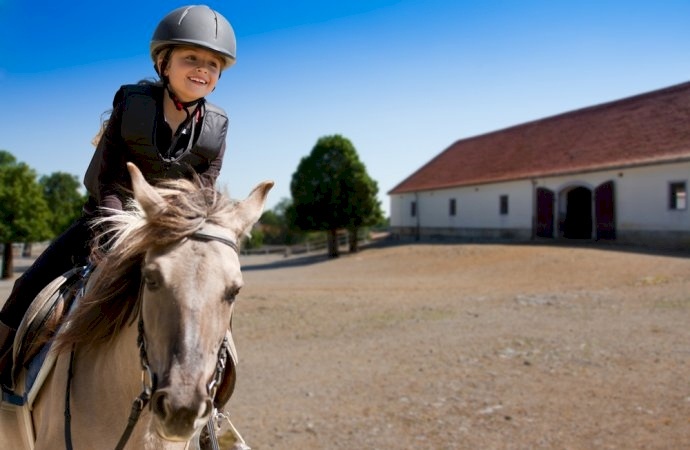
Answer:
[
  {"left": 260, "top": 197, "right": 305, "bottom": 246},
  {"left": 243, "top": 226, "right": 265, "bottom": 249},
  {"left": 290, "top": 135, "right": 383, "bottom": 258},
  {"left": 39, "top": 172, "right": 87, "bottom": 236},
  {"left": 0, "top": 151, "right": 52, "bottom": 279}
]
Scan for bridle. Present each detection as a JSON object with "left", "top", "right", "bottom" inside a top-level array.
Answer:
[{"left": 64, "top": 227, "right": 240, "bottom": 450}]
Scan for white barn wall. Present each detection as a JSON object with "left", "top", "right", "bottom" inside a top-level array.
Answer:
[
  {"left": 390, "top": 180, "right": 534, "bottom": 240},
  {"left": 389, "top": 192, "right": 415, "bottom": 228},
  {"left": 616, "top": 162, "right": 690, "bottom": 231},
  {"left": 390, "top": 161, "right": 690, "bottom": 245},
  {"left": 450, "top": 181, "right": 533, "bottom": 229},
  {"left": 535, "top": 161, "right": 690, "bottom": 232}
]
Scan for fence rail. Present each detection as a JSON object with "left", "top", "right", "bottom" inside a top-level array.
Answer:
[{"left": 242, "top": 231, "right": 355, "bottom": 256}]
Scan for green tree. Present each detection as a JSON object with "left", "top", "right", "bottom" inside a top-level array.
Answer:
[
  {"left": 39, "top": 172, "right": 86, "bottom": 236},
  {"left": 243, "top": 226, "right": 265, "bottom": 250},
  {"left": 0, "top": 151, "right": 52, "bottom": 279},
  {"left": 290, "top": 135, "right": 382, "bottom": 258},
  {"left": 344, "top": 162, "right": 384, "bottom": 253},
  {"left": 260, "top": 198, "right": 305, "bottom": 246}
]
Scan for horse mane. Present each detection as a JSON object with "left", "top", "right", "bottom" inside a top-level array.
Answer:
[{"left": 53, "top": 176, "right": 240, "bottom": 353}]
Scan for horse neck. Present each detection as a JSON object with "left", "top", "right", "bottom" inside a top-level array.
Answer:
[
  {"left": 68, "top": 321, "right": 144, "bottom": 443},
  {"left": 78, "top": 319, "right": 141, "bottom": 395},
  {"left": 73, "top": 321, "right": 194, "bottom": 449}
]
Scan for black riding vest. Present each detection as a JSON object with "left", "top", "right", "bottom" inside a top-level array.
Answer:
[{"left": 84, "top": 84, "right": 228, "bottom": 200}]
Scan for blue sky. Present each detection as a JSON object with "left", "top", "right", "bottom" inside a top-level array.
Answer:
[{"left": 2, "top": 1, "right": 690, "bottom": 216}]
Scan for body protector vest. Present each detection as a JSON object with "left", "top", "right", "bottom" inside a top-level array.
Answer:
[{"left": 84, "top": 84, "right": 228, "bottom": 204}]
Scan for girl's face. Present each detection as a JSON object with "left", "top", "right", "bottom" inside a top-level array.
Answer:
[{"left": 161, "top": 46, "right": 223, "bottom": 102}]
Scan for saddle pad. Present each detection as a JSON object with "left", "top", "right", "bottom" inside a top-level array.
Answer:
[
  {"left": 13, "top": 267, "right": 83, "bottom": 367},
  {"left": 1, "top": 322, "right": 61, "bottom": 408},
  {"left": 7, "top": 267, "right": 85, "bottom": 404}
]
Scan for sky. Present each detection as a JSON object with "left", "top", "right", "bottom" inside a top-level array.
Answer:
[{"left": 2, "top": 1, "right": 690, "bottom": 217}]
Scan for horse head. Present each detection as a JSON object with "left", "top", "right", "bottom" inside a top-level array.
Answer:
[{"left": 124, "top": 163, "right": 272, "bottom": 441}]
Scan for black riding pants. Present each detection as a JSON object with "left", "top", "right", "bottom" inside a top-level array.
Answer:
[{"left": 0, "top": 216, "right": 93, "bottom": 329}]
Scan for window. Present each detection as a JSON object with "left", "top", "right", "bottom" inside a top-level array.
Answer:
[
  {"left": 669, "top": 182, "right": 687, "bottom": 210},
  {"left": 500, "top": 195, "right": 509, "bottom": 215},
  {"left": 410, "top": 201, "right": 417, "bottom": 217},
  {"left": 449, "top": 198, "right": 456, "bottom": 216}
]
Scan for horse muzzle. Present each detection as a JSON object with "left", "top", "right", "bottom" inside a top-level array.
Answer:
[{"left": 150, "top": 387, "right": 214, "bottom": 441}]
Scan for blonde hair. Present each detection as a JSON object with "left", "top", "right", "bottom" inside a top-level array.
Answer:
[{"left": 91, "top": 111, "right": 111, "bottom": 147}]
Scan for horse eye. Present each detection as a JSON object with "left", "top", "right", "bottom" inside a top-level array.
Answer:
[
  {"left": 224, "top": 287, "right": 241, "bottom": 304},
  {"left": 142, "top": 269, "right": 161, "bottom": 291}
]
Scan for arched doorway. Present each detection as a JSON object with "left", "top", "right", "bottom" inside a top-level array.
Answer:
[
  {"left": 539, "top": 181, "right": 616, "bottom": 241},
  {"left": 562, "top": 186, "right": 592, "bottom": 239}
]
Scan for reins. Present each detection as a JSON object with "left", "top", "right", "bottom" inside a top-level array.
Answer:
[
  {"left": 63, "top": 228, "right": 239, "bottom": 450},
  {"left": 112, "top": 317, "right": 155, "bottom": 450}
]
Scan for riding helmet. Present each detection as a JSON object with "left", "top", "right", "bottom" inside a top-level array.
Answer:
[{"left": 150, "top": 5, "right": 236, "bottom": 70}]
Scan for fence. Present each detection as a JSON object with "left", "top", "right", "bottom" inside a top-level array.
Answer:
[{"left": 242, "top": 231, "right": 364, "bottom": 257}]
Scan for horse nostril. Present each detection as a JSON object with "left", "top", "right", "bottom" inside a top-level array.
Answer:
[{"left": 151, "top": 391, "right": 170, "bottom": 420}]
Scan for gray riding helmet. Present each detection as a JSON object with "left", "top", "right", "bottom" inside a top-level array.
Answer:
[{"left": 150, "top": 5, "right": 236, "bottom": 70}]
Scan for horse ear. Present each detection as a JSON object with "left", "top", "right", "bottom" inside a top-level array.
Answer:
[
  {"left": 234, "top": 181, "right": 274, "bottom": 234},
  {"left": 127, "top": 162, "right": 165, "bottom": 217}
]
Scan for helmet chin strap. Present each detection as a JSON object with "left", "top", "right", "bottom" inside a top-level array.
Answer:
[{"left": 165, "top": 84, "right": 202, "bottom": 113}]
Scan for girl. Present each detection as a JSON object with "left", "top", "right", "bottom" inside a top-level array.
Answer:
[{"left": 0, "top": 5, "right": 236, "bottom": 385}]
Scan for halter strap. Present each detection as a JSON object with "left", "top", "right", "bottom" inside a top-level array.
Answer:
[{"left": 191, "top": 228, "right": 240, "bottom": 254}]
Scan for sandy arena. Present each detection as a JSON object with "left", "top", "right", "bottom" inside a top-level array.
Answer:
[{"left": 3, "top": 240, "right": 690, "bottom": 449}]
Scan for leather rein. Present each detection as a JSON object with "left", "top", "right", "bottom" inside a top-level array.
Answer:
[{"left": 63, "top": 227, "right": 239, "bottom": 450}]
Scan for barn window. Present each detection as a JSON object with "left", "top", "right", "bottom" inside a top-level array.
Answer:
[
  {"left": 499, "top": 195, "right": 509, "bottom": 215},
  {"left": 449, "top": 198, "right": 457, "bottom": 216},
  {"left": 669, "top": 182, "right": 687, "bottom": 210},
  {"left": 410, "top": 201, "right": 417, "bottom": 217}
]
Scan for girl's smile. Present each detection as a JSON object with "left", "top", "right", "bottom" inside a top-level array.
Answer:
[{"left": 163, "top": 46, "right": 223, "bottom": 102}]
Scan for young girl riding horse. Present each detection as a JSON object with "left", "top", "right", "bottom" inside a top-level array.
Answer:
[{"left": 0, "top": 4, "right": 236, "bottom": 386}]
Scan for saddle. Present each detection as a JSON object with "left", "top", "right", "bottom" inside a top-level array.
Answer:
[{"left": 3, "top": 267, "right": 84, "bottom": 405}]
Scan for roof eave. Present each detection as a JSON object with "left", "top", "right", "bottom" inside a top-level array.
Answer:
[{"left": 388, "top": 154, "right": 690, "bottom": 195}]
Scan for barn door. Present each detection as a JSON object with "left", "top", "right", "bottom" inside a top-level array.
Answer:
[
  {"left": 595, "top": 180, "right": 616, "bottom": 240},
  {"left": 536, "top": 187, "right": 555, "bottom": 238}
]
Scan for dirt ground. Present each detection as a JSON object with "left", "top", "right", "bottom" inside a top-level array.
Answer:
[
  {"left": 3, "top": 240, "right": 690, "bottom": 449},
  {"left": 220, "top": 240, "right": 690, "bottom": 450}
]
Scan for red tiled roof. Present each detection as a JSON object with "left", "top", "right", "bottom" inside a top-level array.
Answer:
[{"left": 389, "top": 82, "right": 690, "bottom": 194}]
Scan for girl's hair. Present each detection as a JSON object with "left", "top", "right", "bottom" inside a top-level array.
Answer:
[
  {"left": 91, "top": 79, "right": 162, "bottom": 147},
  {"left": 91, "top": 111, "right": 110, "bottom": 147}
]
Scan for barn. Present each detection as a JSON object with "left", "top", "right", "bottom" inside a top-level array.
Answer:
[{"left": 388, "top": 82, "right": 690, "bottom": 248}]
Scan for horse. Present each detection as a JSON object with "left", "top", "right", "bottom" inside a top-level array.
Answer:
[{"left": 0, "top": 162, "right": 273, "bottom": 449}]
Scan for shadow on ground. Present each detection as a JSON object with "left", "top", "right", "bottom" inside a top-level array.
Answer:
[{"left": 241, "top": 235, "right": 690, "bottom": 271}]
